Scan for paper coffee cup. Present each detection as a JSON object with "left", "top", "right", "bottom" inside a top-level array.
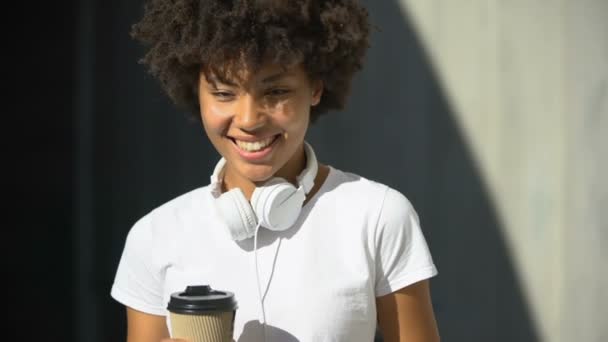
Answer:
[{"left": 167, "top": 285, "right": 237, "bottom": 342}]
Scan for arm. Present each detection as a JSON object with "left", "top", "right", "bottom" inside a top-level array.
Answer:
[
  {"left": 126, "top": 307, "right": 171, "bottom": 342},
  {"left": 376, "top": 280, "right": 440, "bottom": 342}
]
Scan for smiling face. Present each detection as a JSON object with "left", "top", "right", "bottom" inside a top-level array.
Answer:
[{"left": 199, "top": 62, "right": 323, "bottom": 198}]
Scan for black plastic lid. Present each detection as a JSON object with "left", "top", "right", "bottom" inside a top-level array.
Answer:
[{"left": 167, "top": 285, "right": 237, "bottom": 315}]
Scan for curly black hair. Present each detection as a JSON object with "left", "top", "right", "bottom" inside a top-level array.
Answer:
[{"left": 131, "top": 0, "right": 371, "bottom": 124}]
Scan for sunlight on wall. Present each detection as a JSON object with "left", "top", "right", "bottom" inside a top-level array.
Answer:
[{"left": 395, "top": 1, "right": 608, "bottom": 341}]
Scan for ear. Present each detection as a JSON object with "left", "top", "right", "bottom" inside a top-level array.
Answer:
[{"left": 311, "top": 80, "right": 324, "bottom": 106}]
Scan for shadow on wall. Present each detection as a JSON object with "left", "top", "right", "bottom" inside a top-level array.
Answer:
[{"left": 307, "top": 1, "right": 540, "bottom": 341}]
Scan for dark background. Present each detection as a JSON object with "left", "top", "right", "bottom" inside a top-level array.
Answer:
[{"left": 9, "top": 0, "right": 539, "bottom": 341}]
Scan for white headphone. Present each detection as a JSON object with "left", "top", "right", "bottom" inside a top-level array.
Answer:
[{"left": 210, "top": 141, "right": 318, "bottom": 241}]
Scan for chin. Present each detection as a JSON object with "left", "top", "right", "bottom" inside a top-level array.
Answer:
[{"left": 239, "top": 164, "right": 276, "bottom": 183}]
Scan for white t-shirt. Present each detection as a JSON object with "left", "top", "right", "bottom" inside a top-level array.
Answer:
[{"left": 111, "top": 165, "right": 438, "bottom": 341}]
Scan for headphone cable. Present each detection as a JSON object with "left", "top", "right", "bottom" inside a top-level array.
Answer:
[{"left": 253, "top": 222, "right": 268, "bottom": 341}]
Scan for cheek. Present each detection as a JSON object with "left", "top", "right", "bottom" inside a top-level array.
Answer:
[
  {"left": 201, "top": 102, "right": 232, "bottom": 132},
  {"left": 208, "top": 103, "right": 232, "bottom": 119},
  {"left": 272, "top": 98, "right": 310, "bottom": 126}
]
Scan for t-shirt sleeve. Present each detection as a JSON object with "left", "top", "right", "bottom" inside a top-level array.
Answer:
[
  {"left": 110, "top": 215, "right": 167, "bottom": 316},
  {"left": 374, "top": 187, "right": 438, "bottom": 297}
]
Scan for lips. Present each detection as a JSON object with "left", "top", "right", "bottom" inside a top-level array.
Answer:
[
  {"left": 232, "top": 135, "right": 277, "bottom": 152},
  {"left": 228, "top": 134, "right": 280, "bottom": 161}
]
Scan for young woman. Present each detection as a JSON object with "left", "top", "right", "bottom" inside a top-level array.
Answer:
[{"left": 111, "top": 1, "right": 440, "bottom": 341}]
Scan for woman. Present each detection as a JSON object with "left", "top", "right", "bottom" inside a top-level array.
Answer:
[{"left": 111, "top": 0, "right": 440, "bottom": 341}]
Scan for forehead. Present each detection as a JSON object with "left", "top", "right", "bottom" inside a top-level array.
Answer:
[{"left": 202, "top": 62, "right": 307, "bottom": 86}]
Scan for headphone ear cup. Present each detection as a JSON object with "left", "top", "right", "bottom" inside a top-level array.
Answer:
[
  {"left": 252, "top": 178, "right": 306, "bottom": 232},
  {"left": 215, "top": 188, "right": 258, "bottom": 241}
]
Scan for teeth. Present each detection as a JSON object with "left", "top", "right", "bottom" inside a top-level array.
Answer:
[{"left": 235, "top": 136, "right": 275, "bottom": 152}]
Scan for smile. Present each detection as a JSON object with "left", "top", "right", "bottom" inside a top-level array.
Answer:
[
  {"left": 234, "top": 136, "right": 276, "bottom": 152},
  {"left": 229, "top": 135, "right": 280, "bottom": 161}
]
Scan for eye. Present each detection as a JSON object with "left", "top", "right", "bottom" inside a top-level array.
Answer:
[
  {"left": 265, "top": 88, "right": 291, "bottom": 97},
  {"left": 211, "top": 91, "right": 235, "bottom": 101}
]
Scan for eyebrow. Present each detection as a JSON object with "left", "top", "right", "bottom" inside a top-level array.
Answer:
[
  {"left": 206, "top": 70, "right": 294, "bottom": 87},
  {"left": 261, "top": 71, "right": 294, "bottom": 84},
  {"left": 207, "top": 74, "right": 237, "bottom": 87}
]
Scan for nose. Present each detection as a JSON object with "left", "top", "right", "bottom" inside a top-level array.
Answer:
[{"left": 233, "top": 95, "right": 267, "bottom": 132}]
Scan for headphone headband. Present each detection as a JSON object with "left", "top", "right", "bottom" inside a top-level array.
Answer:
[{"left": 297, "top": 142, "right": 317, "bottom": 194}]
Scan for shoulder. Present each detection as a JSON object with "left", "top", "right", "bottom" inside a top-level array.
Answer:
[
  {"left": 329, "top": 166, "right": 419, "bottom": 223},
  {"left": 324, "top": 166, "right": 390, "bottom": 202},
  {"left": 322, "top": 166, "right": 419, "bottom": 228},
  {"left": 125, "top": 186, "right": 211, "bottom": 244},
  {"left": 327, "top": 167, "right": 413, "bottom": 209},
  {"left": 378, "top": 186, "right": 419, "bottom": 227}
]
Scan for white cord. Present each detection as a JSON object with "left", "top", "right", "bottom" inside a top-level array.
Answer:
[{"left": 253, "top": 222, "right": 267, "bottom": 341}]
